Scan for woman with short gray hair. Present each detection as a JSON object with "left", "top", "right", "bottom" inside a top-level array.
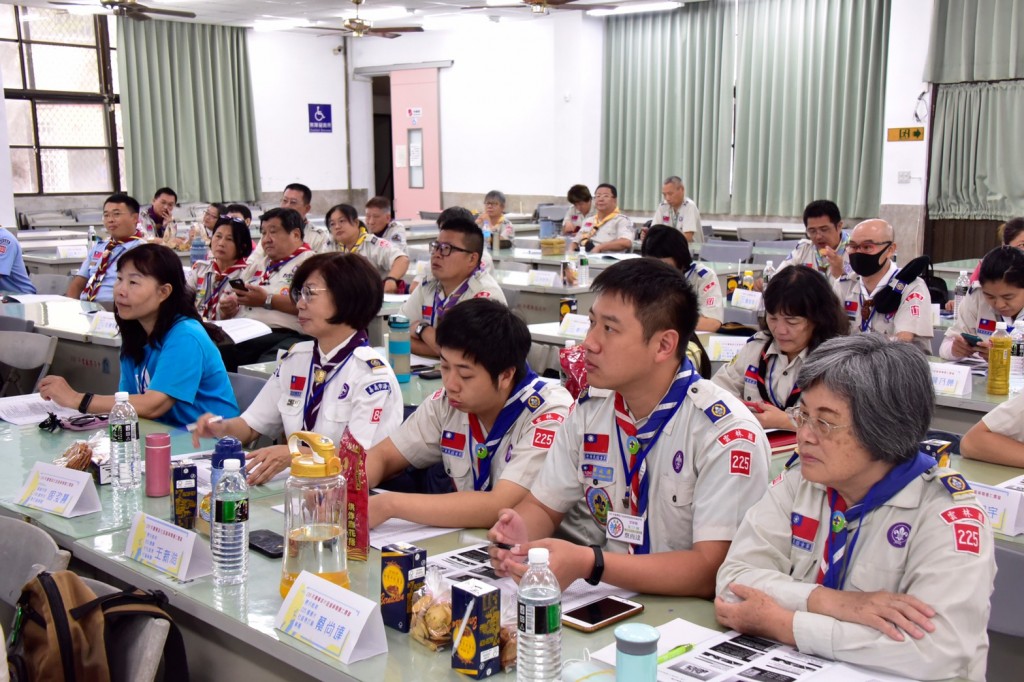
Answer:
[
  {"left": 476, "top": 189, "right": 514, "bottom": 246},
  {"left": 714, "top": 334, "right": 995, "bottom": 681}
]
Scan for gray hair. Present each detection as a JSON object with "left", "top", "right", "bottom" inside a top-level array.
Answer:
[
  {"left": 484, "top": 190, "right": 506, "bottom": 207},
  {"left": 797, "top": 334, "right": 933, "bottom": 464},
  {"left": 663, "top": 176, "right": 684, "bottom": 187}
]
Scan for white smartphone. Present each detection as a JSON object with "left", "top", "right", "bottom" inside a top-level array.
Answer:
[{"left": 561, "top": 595, "right": 644, "bottom": 633}]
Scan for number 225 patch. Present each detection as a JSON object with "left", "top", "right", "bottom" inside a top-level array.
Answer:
[
  {"left": 730, "top": 450, "right": 751, "bottom": 477},
  {"left": 953, "top": 523, "right": 981, "bottom": 555},
  {"left": 532, "top": 429, "right": 555, "bottom": 449}
]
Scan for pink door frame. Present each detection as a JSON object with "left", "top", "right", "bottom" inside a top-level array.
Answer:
[{"left": 390, "top": 68, "right": 441, "bottom": 220}]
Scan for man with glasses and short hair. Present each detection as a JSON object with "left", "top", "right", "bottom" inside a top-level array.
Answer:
[
  {"left": 778, "top": 200, "right": 851, "bottom": 279},
  {"left": 67, "top": 193, "right": 145, "bottom": 303},
  {"left": 365, "top": 196, "right": 408, "bottom": 254},
  {"left": 573, "top": 183, "right": 634, "bottom": 254},
  {"left": 401, "top": 217, "right": 506, "bottom": 358},
  {"left": 138, "top": 187, "right": 178, "bottom": 241},
  {"left": 651, "top": 176, "right": 703, "bottom": 246},
  {"left": 832, "top": 219, "right": 932, "bottom": 352}
]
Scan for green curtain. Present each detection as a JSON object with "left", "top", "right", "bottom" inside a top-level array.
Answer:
[
  {"left": 924, "top": 0, "right": 1024, "bottom": 84},
  {"left": 601, "top": 4, "right": 734, "bottom": 212},
  {"left": 927, "top": 81, "right": 1024, "bottom": 220},
  {"left": 731, "top": 0, "right": 890, "bottom": 218},
  {"left": 117, "top": 19, "right": 261, "bottom": 202}
]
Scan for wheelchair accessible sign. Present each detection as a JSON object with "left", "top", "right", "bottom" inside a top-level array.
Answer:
[{"left": 309, "top": 104, "right": 332, "bottom": 133}]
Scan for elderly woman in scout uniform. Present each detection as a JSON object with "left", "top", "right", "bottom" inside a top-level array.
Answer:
[{"left": 187, "top": 214, "right": 252, "bottom": 320}]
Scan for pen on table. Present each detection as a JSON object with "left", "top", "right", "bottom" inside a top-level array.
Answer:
[
  {"left": 186, "top": 415, "right": 223, "bottom": 433},
  {"left": 657, "top": 643, "right": 694, "bottom": 664},
  {"left": 491, "top": 542, "right": 515, "bottom": 551}
]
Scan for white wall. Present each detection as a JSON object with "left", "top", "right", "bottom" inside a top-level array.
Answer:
[
  {"left": 349, "top": 13, "right": 604, "bottom": 198},
  {"left": 247, "top": 29, "right": 349, "bottom": 195},
  {"left": 0, "top": 66, "right": 17, "bottom": 228},
  {"left": 879, "top": 0, "right": 935, "bottom": 207}
]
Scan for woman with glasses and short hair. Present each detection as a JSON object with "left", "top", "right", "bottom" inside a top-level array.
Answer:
[
  {"left": 715, "top": 334, "right": 995, "bottom": 682},
  {"left": 191, "top": 252, "right": 404, "bottom": 485},
  {"left": 712, "top": 265, "right": 848, "bottom": 430},
  {"left": 325, "top": 203, "right": 410, "bottom": 294},
  {"left": 187, "top": 215, "right": 254, "bottom": 320},
  {"left": 476, "top": 190, "right": 515, "bottom": 247}
]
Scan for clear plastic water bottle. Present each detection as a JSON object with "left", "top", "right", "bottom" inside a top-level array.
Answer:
[
  {"left": 954, "top": 270, "right": 970, "bottom": 319},
  {"left": 388, "top": 314, "right": 411, "bottom": 383},
  {"left": 109, "top": 392, "right": 140, "bottom": 490},
  {"left": 517, "top": 547, "right": 561, "bottom": 681},
  {"left": 762, "top": 260, "right": 776, "bottom": 285},
  {"left": 1009, "top": 324, "right": 1024, "bottom": 394},
  {"left": 190, "top": 234, "right": 207, "bottom": 265},
  {"left": 483, "top": 226, "right": 492, "bottom": 252},
  {"left": 87, "top": 225, "right": 97, "bottom": 245},
  {"left": 578, "top": 251, "right": 590, "bottom": 288},
  {"left": 212, "top": 459, "right": 250, "bottom": 586}
]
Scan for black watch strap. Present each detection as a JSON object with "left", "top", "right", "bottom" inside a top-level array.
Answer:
[
  {"left": 585, "top": 544, "right": 604, "bottom": 586},
  {"left": 78, "top": 392, "right": 94, "bottom": 414}
]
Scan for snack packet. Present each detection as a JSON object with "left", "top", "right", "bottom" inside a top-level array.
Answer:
[
  {"left": 559, "top": 344, "right": 588, "bottom": 400},
  {"left": 337, "top": 427, "right": 369, "bottom": 560},
  {"left": 410, "top": 565, "right": 453, "bottom": 651},
  {"left": 499, "top": 591, "right": 518, "bottom": 672}
]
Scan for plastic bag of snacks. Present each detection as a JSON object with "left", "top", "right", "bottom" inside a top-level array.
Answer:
[
  {"left": 410, "top": 566, "right": 453, "bottom": 651},
  {"left": 53, "top": 431, "right": 108, "bottom": 475},
  {"left": 337, "top": 427, "right": 369, "bottom": 560},
  {"left": 559, "top": 344, "right": 588, "bottom": 400},
  {"left": 499, "top": 591, "right": 518, "bottom": 672}
]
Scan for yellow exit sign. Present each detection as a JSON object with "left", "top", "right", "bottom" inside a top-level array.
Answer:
[{"left": 887, "top": 127, "right": 925, "bottom": 142}]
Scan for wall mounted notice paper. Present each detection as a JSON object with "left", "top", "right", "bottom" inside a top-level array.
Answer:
[
  {"left": 124, "top": 512, "right": 212, "bottom": 580},
  {"left": 16, "top": 462, "right": 100, "bottom": 517},
  {"left": 276, "top": 570, "right": 388, "bottom": 664}
]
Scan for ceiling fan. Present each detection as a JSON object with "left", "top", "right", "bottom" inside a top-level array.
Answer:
[
  {"left": 48, "top": 1, "right": 197, "bottom": 21},
  {"left": 461, "top": 0, "right": 616, "bottom": 15},
  {"left": 316, "top": 0, "right": 424, "bottom": 39}
]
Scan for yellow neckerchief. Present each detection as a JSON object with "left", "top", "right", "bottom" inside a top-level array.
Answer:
[
  {"left": 345, "top": 227, "right": 369, "bottom": 253},
  {"left": 591, "top": 209, "right": 621, "bottom": 230}
]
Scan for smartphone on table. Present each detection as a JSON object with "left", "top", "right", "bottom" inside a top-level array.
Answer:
[
  {"left": 561, "top": 595, "right": 644, "bottom": 633},
  {"left": 249, "top": 529, "right": 284, "bottom": 558}
]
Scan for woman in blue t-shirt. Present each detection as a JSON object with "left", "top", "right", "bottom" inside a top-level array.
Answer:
[{"left": 40, "top": 244, "right": 239, "bottom": 428}]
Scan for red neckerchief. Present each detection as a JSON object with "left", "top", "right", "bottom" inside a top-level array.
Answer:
[
  {"left": 257, "top": 245, "right": 311, "bottom": 286},
  {"left": 83, "top": 235, "right": 141, "bottom": 301},
  {"left": 201, "top": 259, "right": 247, "bottom": 319}
]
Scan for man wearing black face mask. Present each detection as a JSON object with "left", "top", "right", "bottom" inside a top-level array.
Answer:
[{"left": 832, "top": 220, "right": 933, "bottom": 353}]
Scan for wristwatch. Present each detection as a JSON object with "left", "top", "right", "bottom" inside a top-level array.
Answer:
[
  {"left": 263, "top": 293, "right": 274, "bottom": 310},
  {"left": 585, "top": 544, "right": 604, "bottom": 586},
  {"left": 414, "top": 322, "right": 430, "bottom": 340}
]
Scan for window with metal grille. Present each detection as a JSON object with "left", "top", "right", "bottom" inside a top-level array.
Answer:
[{"left": 1, "top": 6, "right": 122, "bottom": 195}]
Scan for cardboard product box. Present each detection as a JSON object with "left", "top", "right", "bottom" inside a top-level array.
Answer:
[
  {"left": 380, "top": 542, "right": 427, "bottom": 632},
  {"left": 921, "top": 439, "right": 952, "bottom": 467},
  {"left": 451, "top": 579, "right": 501, "bottom": 679}
]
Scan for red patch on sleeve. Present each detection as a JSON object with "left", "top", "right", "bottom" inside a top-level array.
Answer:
[
  {"left": 531, "top": 412, "right": 564, "bottom": 426},
  {"left": 953, "top": 522, "right": 981, "bottom": 555},
  {"left": 730, "top": 450, "right": 751, "bottom": 477},
  {"left": 473, "top": 291, "right": 492, "bottom": 298},
  {"left": 940, "top": 506, "right": 986, "bottom": 525},
  {"left": 371, "top": 408, "right": 382, "bottom": 424},
  {"left": 532, "top": 428, "right": 556, "bottom": 449},
  {"left": 718, "top": 429, "right": 758, "bottom": 446}
]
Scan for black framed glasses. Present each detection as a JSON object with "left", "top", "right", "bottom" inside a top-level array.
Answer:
[
  {"left": 429, "top": 241, "right": 473, "bottom": 257},
  {"left": 846, "top": 240, "right": 893, "bottom": 254}
]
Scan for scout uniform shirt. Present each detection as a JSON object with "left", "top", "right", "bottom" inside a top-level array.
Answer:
[
  {"left": 0, "top": 227, "right": 36, "bottom": 294},
  {"left": 242, "top": 339, "right": 403, "bottom": 449},
  {"left": 777, "top": 231, "right": 851, "bottom": 277},
  {"left": 303, "top": 222, "right": 331, "bottom": 254},
  {"left": 652, "top": 198, "right": 703, "bottom": 245},
  {"left": 400, "top": 269, "right": 507, "bottom": 327},
  {"left": 573, "top": 212, "right": 634, "bottom": 249},
  {"left": 686, "top": 262, "right": 724, "bottom": 324},
  {"left": 563, "top": 206, "right": 596, "bottom": 235},
  {"left": 187, "top": 259, "right": 247, "bottom": 321},
  {"left": 711, "top": 331, "right": 805, "bottom": 408},
  {"left": 481, "top": 216, "right": 515, "bottom": 242},
  {"left": 980, "top": 389, "right": 1024, "bottom": 441},
  {"left": 137, "top": 205, "right": 176, "bottom": 240},
  {"left": 391, "top": 378, "right": 573, "bottom": 492},
  {"left": 833, "top": 261, "right": 933, "bottom": 353},
  {"left": 940, "top": 288, "right": 1024, "bottom": 359},
  {"left": 75, "top": 237, "right": 144, "bottom": 302},
  {"left": 375, "top": 220, "right": 408, "bottom": 254},
  {"left": 235, "top": 247, "right": 314, "bottom": 332},
  {"left": 717, "top": 463, "right": 994, "bottom": 682},
  {"left": 335, "top": 232, "right": 406, "bottom": 279},
  {"left": 531, "top": 371, "right": 770, "bottom": 551}
]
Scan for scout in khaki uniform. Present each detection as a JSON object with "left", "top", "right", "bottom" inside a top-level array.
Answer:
[
  {"left": 366, "top": 299, "right": 573, "bottom": 529},
  {"left": 961, "top": 390, "right": 1024, "bottom": 467},
  {"left": 715, "top": 335, "right": 994, "bottom": 682},
  {"left": 573, "top": 183, "right": 634, "bottom": 254},
  {"left": 641, "top": 225, "right": 723, "bottom": 332},
  {"left": 651, "top": 176, "right": 703, "bottom": 246},
  {"left": 326, "top": 203, "right": 409, "bottom": 293},
  {"left": 941, "top": 245, "right": 1024, "bottom": 360},
  {"left": 489, "top": 259, "right": 769, "bottom": 597},
  {"left": 365, "top": 196, "right": 409, "bottom": 254},
  {"left": 562, "top": 184, "right": 595, "bottom": 236},
  {"left": 776, "top": 199, "right": 851, "bottom": 279}
]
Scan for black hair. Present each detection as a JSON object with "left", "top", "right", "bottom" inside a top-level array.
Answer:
[
  {"left": 153, "top": 187, "right": 177, "bottom": 202},
  {"left": 802, "top": 199, "right": 841, "bottom": 227},
  {"left": 595, "top": 183, "right": 617, "bottom": 199},
  {"left": 759, "top": 265, "right": 848, "bottom": 353},
  {"left": 208, "top": 202, "right": 228, "bottom": 217},
  {"left": 225, "top": 203, "right": 252, "bottom": 222},
  {"left": 592, "top": 259, "right": 698, "bottom": 361},
  {"left": 641, "top": 225, "right": 692, "bottom": 270},
  {"left": 978, "top": 245, "right": 1024, "bottom": 288},
  {"left": 259, "top": 207, "right": 304, "bottom": 239},
  {"left": 326, "top": 203, "right": 361, "bottom": 227},
  {"left": 999, "top": 217, "right": 1024, "bottom": 246},
  {"left": 116, "top": 244, "right": 201, "bottom": 364},
  {"left": 567, "top": 184, "right": 591, "bottom": 204},
  {"left": 366, "top": 196, "right": 392, "bottom": 213},
  {"left": 105, "top": 192, "right": 140, "bottom": 215},
  {"left": 213, "top": 216, "right": 253, "bottom": 260},
  {"left": 284, "top": 183, "right": 312, "bottom": 206},
  {"left": 437, "top": 217, "right": 484, "bottom": 259},
  {"left": 290, "top": 253, "right": 383, "bottom": 330},
  {"left": 437, "top": 206, "right": 475, "bottom": 228},
  {"left": 435, "top": 298, "right": 530, "bottom": 387}
]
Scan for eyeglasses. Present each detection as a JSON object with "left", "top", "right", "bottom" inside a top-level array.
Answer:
[
  {"left": 484, "top": 201, "right": 502, "bottom": 208},
  {"left": 290, "top": 285, "right": 327, "bottom": 304},
  {"left": 805, "top": 226, "right": 837, "bottom": 237},
  {"left": 103, "top": 211, "right": 129, "bottom": 220},
  {"left": 846, "top": 240, "right": 893, "bottom": 254},
  {"left": 429, "top": 241, "right": 474, "bottom": 257},
  {"left": 786, "top": 407, "right": 850, "bottom": 439}
]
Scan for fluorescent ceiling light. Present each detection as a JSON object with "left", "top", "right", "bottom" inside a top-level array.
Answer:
[
  {"left": 337, "top": 7, "right": 411, "bottom": 22},
  {"left": 587, "top": 2, "right": 682, "bottom": 17}
]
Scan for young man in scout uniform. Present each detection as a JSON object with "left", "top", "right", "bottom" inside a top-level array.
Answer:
[{"left": 67, "top": 193, "right": 144, "bottom": 303}]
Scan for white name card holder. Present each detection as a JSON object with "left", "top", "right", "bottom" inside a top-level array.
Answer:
[
  {"left": 558, "top": 313, "right": 591, "bottom": 339},
  {"left": 275, "top": 570, "right": 388, "bottom": 664},
  {"left": 16, "top": 462, "right": 101, "bottom": 517},
  {"left": 930, "top": 362, "right": 972, "bottom": 396},
  {"left": 527, "top": 269, "right": 558, "bottom": 288},
  {"left": 57, "top": 244, "right": 88, "bottom": 259},
  {"left": 731, "top": 288, "right": 763, "bottom": 311},
  {"left": 89, "top": 311, "right": 120, "bottom": 338},
  {"left": 969, "top": 476, "right": 1024, "bottom": 536},
  {"left": 708, "top": 335, "right": 749, "bottom": 362},
  {"left": 123, "top": 512, "right": 213, "bottom": 580}
]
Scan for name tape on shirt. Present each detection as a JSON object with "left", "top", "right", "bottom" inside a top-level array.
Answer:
[
  {"left": 718, "top": 428, "right": 758, "bottom": 446},
  {"left": 531, "top": 413, "right": 564, "bottom": 426},
  {"left": 365, "top": 381, "right": 392, "bottom": 396}
]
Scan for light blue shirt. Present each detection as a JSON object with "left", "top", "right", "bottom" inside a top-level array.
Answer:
[
  {"left": 119, "top": 317, "right": 240, "bottom": 428},
  {"left": 75, "top": 238, "right": 143, "bottom": 301},
  {"left": 0, "top": 228, "right": 36, "bottom": 294}
]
